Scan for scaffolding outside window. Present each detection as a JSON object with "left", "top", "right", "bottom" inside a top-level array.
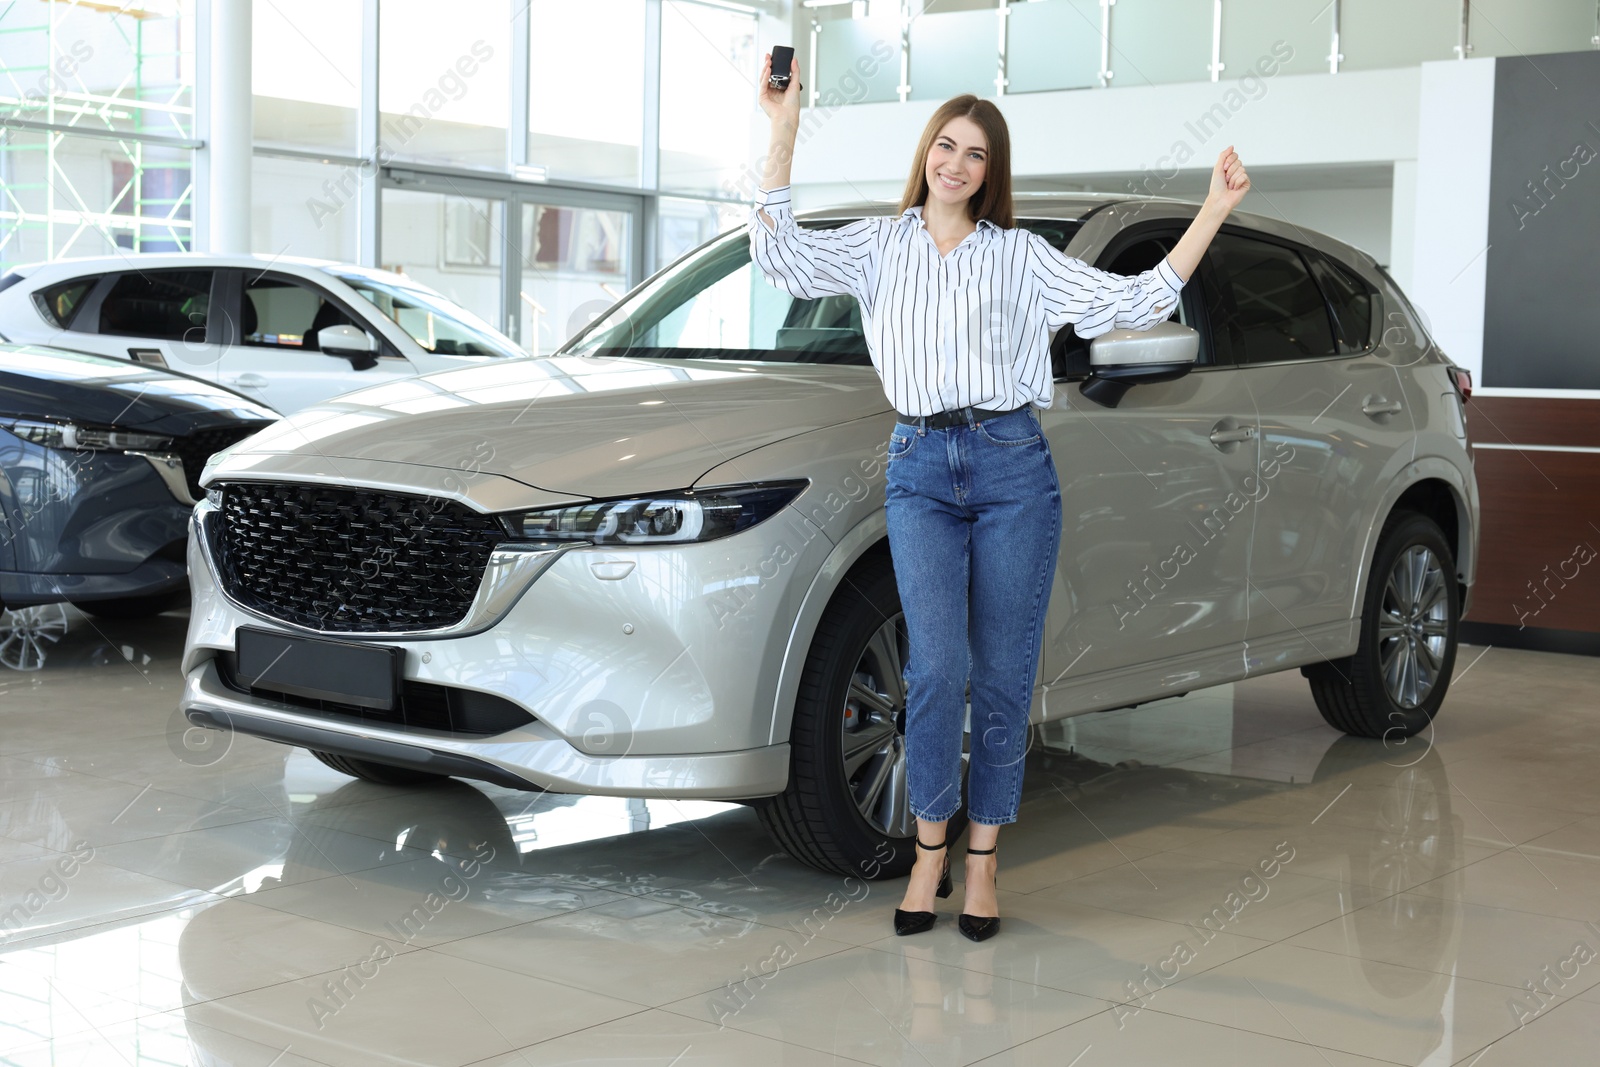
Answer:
[{"left": 0, "top": 0, "right": 196, "bottom": 272}]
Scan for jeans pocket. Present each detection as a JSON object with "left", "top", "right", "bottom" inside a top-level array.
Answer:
[
  {"left": 887, "top": 430, "right": 918, "bottom": 460},
  {"left": 976, "top": 409, "right": 1041, "bottom": 447}
]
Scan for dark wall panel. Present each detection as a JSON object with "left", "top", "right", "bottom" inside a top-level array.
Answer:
[
  {"left": 1463, "top": 397, "right": 1600, "bottom": 635},
  {"left": 1483, "top": 51, "right": 1600, "bottom": 389}
]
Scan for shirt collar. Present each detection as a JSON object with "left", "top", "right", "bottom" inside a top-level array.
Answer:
[{"left": 900, "top": 203, "right": 1001, "bottom": 235}]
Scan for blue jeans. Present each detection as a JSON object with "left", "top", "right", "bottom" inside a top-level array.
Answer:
[{"left": 884, "top": 406, "right": 1062, "bottom": 827}]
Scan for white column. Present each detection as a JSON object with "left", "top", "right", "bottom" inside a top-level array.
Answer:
[
  {"left": 205, "top": 0, "right": 252, "bottom": 253},
  {"left": 1408, "top": 57, "right": 1495, "bottom": 382},
  {"left": 359, "top": 0, "right": 380, "bottom": 267}
]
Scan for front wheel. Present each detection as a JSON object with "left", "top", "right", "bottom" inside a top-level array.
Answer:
[
  {"left": 1304, "top": 511, "right": 1459, "bottom": 740},
  {"left": 756, "top": 554, "right": 968, "bottom": 878}
]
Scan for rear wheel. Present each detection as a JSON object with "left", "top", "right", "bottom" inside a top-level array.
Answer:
[
  {"left": 310, "top": 749, "right": 449, "bottom": 786},
  {"left": 1305, "top": 511, "right": 1459, "bottom": 740},
  {"left": 757, "top": 555, "right": 968, "bottom": 878}
]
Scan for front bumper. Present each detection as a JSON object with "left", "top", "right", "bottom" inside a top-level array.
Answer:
[
  {"left": 179, "top": 489, "right": 834, "bottom": 798},
  {"left": 1, "top": 557, "right": 186, "bottom": 607},
  {"left": 181, "top": 658, "right": 790, "bottom": 797},
  {"left": 0, "top": 439, "right": 191, "bottom": 607}
]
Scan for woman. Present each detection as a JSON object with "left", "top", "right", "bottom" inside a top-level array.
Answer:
[{"left": 750, "top": 52, "right": 1250, "bottom": 941}]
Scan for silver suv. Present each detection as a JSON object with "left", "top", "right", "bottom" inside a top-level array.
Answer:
[{"left": 178, "top": 193, "right": 1478, "bottom": 878}]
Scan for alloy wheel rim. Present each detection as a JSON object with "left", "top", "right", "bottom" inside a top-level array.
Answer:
[
  {"left": 839, "top": 610, "right": 965, "bottom": 838},
  {"left": 0, "top": 605, "right": 69, "bottom": 672},
  {"left": 1376, "top": 545, "right": 1450, "bottom": 709}
]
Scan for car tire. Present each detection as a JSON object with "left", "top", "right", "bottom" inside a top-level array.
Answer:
[
  {"left": 309, "top": 749, "right": 450, "bottom": 786},
  {"left": 69, "top": 591, "right": 187, "bottom": 620},
  {"left": 756, "top": 554, "right": 968, "bottom": 879},
  {"left": 1304, "top": 510, "right": 1459, "bottom": 741}
]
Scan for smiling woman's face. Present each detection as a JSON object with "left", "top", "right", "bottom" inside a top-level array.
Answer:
[{"left": 925, "top": 115, "right": 988, "bottom": 208}]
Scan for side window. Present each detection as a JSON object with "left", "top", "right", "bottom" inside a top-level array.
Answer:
[
  {"left": 36, "top": 277, "right": 97, "bottom": 329},
  {"left": 1205, "top": 234, "right": 1337, "bottom": 364},
  {"left": 243, "top": 277, "right": 358, "bottom": 350},
  {"left": 98, "top": 271, "right": 212, "bottom": 341},
  {"left": 581, "top": 225, "right": 872, "bottom": 364},
  {"left": 1308, "top": 253, "right": 1375, "bottom": 353},
  {"left": 1051, "top": 231, "right": 1208, "bottom": 380}
]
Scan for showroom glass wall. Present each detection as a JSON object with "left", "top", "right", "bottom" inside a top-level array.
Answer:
[
  {"left": 7, "top": 1, "right": 1598, "bottom": 353},
  {"left": 0, "top": 1, "right": 196, "bottom": 269},
  {"left": 0, "top": 0, "right": 764, "bottom": 354},
  {"left": 248, "top": 0, "right": 766, "bottom": 355}
]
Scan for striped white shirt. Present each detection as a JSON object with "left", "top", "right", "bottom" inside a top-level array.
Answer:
[{"left": 749, "top": 184, "right": 1186, "bottom": 416}]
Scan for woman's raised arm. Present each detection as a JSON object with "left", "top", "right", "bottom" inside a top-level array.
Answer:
[
  {"left": 1026, "top": 145, "right": 1251, "bottom": 336},
  {"left": 1162, "top": 145, "right": 1252, "bottom": 282},
  {"left": 748, "top": 50, "right": 882, "bottom": 302},
  {"left": 756, "top": 49, "right": 801, "bottom": 231}
]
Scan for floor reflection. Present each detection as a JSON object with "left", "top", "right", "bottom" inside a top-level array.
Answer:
[
  {"left": 6, "top": 608, "right": 1590, "bottom": 1065},
  {"left": 161, "top": 726, "right": 1467, "bottom": 1063}
]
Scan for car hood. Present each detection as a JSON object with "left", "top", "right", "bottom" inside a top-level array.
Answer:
[
  {"left": 231, "top": 355, "right": 890, "bottom": 497},
  {"left": 0, "top": 344, "right": 280, "bottom": 433}
]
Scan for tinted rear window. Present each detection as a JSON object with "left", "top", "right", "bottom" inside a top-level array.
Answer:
[
  {"left": 1207, "top": 235, "right": 1337, "bottom": 364},
  {"left": 36, "top": 277, "right": 97, "bottom": 329},
  {"left": 98, "top": 270, "right": 212, "bottom": 341},
  {"left": 1309, "top": 253, "right": 1375, "bottom": 353}
]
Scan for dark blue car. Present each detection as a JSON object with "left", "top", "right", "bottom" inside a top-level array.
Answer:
[{"left": 0, "top": 344, "right": 278, "bottom": 643}]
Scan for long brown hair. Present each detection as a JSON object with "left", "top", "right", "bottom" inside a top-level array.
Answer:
[{"left": 896, "top": 94, "right": 1015, "bottom": 230}]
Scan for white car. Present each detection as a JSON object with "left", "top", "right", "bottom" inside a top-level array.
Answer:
[{"left": 0, "top": 254, "right": 526, "bottom": 414}]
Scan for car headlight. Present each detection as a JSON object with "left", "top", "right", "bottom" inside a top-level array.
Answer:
[
  {"left": 506, "top": 480, "right": 808, "bottom": 545},
  {"left": 0, "top": 418, "right": 173, "bottom": 453}
]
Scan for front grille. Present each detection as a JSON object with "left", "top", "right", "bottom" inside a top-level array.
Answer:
[
  {"left": 215, "top": 482, "right": 504, "bottom": 632},
  {"left": 175, "top": 424, "right": 269, "bottom": 498},
  {"left": 216, "top": 651, "right": 535, "bottom": 736}
]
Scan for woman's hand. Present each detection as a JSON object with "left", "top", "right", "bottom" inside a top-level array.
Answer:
[
  {"left": 1165, "top": 146, "right": 1251, "bottom": 281},
  {"left": 758, "top": 50, "right": 802, "bottom": 128},
  {"left": 1208, "top": 145, "right": 1250, "bottom": 214}
]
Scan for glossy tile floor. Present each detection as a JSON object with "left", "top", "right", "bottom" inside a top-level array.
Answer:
[{"left": 3, "top": 607, "right": 1599, "bottom": 1065}]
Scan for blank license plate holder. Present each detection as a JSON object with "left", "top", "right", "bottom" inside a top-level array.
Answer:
[{"left": 235, "top": 626, "right": 401, "bottom": 711}]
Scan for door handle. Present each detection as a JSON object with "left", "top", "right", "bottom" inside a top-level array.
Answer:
[
  {"left": 229, "top": 373, "right": 269, "bottom": 388},
  {"left": 1208, "top": 424, "right": 1256, "bottom": 446},
  {"left": 1362, "top": 395, "right": 1402, "bottom": 417}
]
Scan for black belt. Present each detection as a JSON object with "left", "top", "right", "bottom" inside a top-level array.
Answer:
[{"left": 895, "top": 404, "right": 1026, "bottom": 431}]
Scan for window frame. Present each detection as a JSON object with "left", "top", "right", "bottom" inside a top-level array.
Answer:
[
  {"left": 218, "top": 269, "right": 406, "bottom": 361},
  {"left": 1305, "top": 247, "right": 1381, "bottom": 356},
  {"left": 33, "top": 274, "right": 104, "bottom": 331},
  {"left": 1203, "top": 225, "right": 1384, "bottom": 368}
]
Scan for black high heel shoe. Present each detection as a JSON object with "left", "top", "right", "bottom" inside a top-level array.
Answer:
[
  {"left": 893, "top": 837, "right": 953, "bottom": 936},
  {"left": 958, "top": 845, "right": 1000, "bottom": 942}
]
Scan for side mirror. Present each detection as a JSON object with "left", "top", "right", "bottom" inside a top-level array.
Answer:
[
  {"left": 317, "top": 324, "right": 379, "bottom": 370},
  {"left": 1080, "top": 320, "right": 1200, "bottom": 409}
]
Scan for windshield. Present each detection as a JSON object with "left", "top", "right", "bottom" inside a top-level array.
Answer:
[
  {"left": 558, "top": 217, "right": 1083, "bottom": 365},
  {"left": 322, "top": 269, "right": 525, "bottom": 360}
]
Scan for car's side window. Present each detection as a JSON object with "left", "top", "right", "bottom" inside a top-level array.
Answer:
[
  {"left": 36, "top": 276, "right": 98, "bottom": 329},
  {"left": 97, "top": 270, "right": 213, "bottom": 341},
  {"left": 242, "top": 276, "right": 359, "bottom": 351},
  {"left": 573, "top": 217, "right": 1081, "bottom": 365},
  {"left": 1308, "top": 252, "right": 1376, "bottom": 354},
  {"left": 1051, "top": 229, "right": 1211, "bottom": 380},
  {"left": 1205, "top": 233, "right": 1338, "bottom": 365}
]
